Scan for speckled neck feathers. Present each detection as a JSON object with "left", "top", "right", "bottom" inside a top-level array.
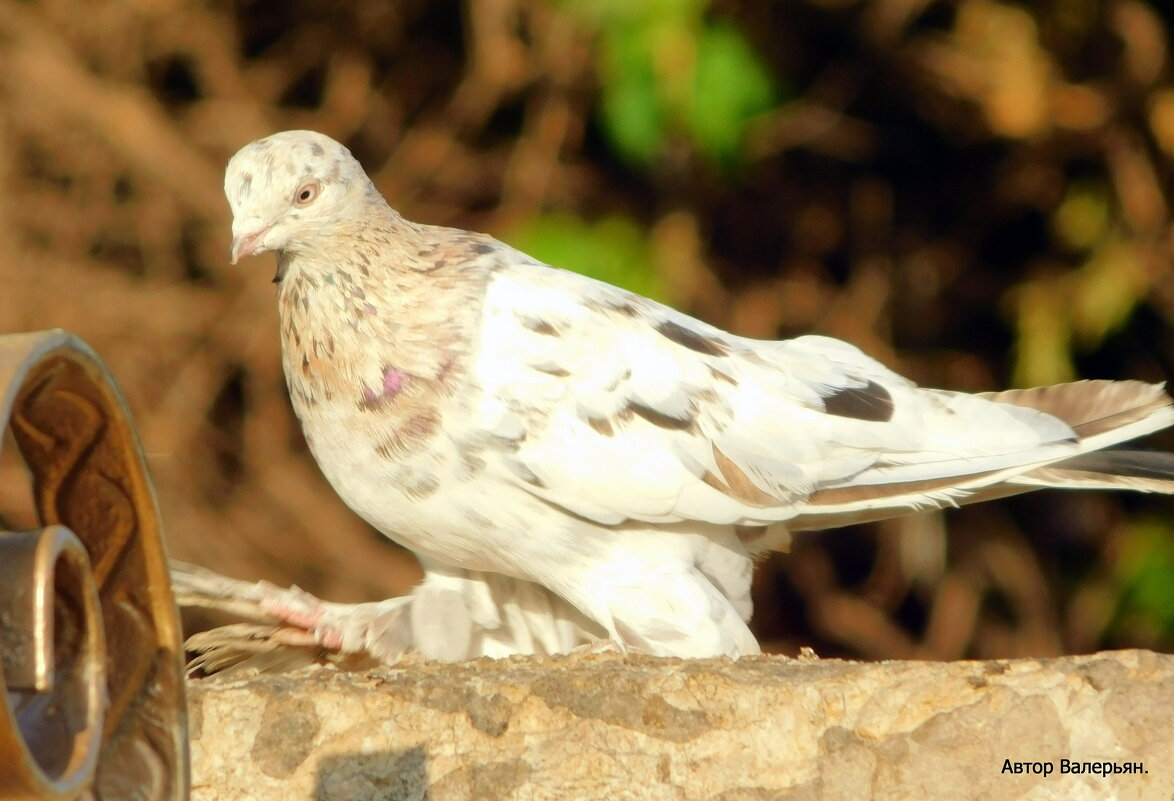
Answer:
[{"left": 276, "top": 211, "right": 494, "bottom": 420}]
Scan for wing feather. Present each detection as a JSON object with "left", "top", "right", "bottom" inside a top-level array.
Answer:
[{"left": 469, "top": 254, "right": 1173, "bottom": 530}]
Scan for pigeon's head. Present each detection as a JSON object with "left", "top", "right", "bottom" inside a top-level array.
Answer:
[{"left": 224, "top": 130, "right": 378, "bottom": 264}]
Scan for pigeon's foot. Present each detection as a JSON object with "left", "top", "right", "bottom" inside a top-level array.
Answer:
[
  {"left": 257, "top": 591, "right": 413, "bottom": 661},
  {"left": 255, "top": 586, "right": 340, "bottom": 648},
  {"left": 173, "top": 561, "right": 414, "bottom": 667}
]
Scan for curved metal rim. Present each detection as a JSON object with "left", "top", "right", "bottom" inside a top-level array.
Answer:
[
  {"left": 0, "top": 329, "right": 189, "bottom": 801},
  {"left": 0, "top": 526, "right": 106, "bottom": 799}
]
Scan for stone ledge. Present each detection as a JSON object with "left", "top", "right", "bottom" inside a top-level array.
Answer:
[{"left": 187, "top": 649, "right": 1173, "bottom": 801}]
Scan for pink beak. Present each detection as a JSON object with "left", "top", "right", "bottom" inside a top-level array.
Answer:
[{"left": 230, "top": 224, "right": 273, "bottom": 264}]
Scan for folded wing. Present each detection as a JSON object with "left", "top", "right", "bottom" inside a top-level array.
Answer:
[{"left": 470, "top": 254, "right": 1174, "bottom": 535}]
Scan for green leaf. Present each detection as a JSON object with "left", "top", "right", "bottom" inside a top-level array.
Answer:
[
  {"left": 501, "top": 213, "right": 668, "bottom": 301},
  {"left": 1011, "top": 272, "right": 1075, "bottom": 387},
  {"left": 1071, "top": 238, "right": 1146, "bottom": 347},
  {"left": 561, "top": 1, "right": 776, "bottom": 167},
  {"left": 1114, "top": 518, "right": 1174, "bottom": 635},
  {"left": 1052, "top": 181, "right": 1109, "bottom": 252},
  {"left": 599, "top": 25, "right": 668, "bottom": 165},
  {"left": 687, "top": 22, "right": 777, "bottom": 164}
]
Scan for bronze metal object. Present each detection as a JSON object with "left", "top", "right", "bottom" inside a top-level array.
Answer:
[
  {"left": 0, "top": 330, "right": 188, "bottom": 801},
  {"left": 0, "top": 525, "right": 105, "bottom": 799}
]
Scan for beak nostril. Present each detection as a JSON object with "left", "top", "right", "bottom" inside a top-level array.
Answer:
[{"left": 230, "top": 225, "right": 273, "bottom": 264}]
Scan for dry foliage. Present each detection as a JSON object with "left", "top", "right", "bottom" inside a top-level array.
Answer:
[{"left": 0, "top": 0, "right": 1172, "bottom": 658}]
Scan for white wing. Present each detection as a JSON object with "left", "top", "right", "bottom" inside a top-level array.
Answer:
[{"left": 469, "top": 250, "right": 1173, "bottom": 532}]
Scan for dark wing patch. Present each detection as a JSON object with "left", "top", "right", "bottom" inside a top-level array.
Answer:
[
  {"left": 584, "top": 294, "right": 641, "bottom": 317},
  {"left": 708, "top": 366, "right": 738, "bottom": 386},
  {"left": 586, "top": 416, "right": 615, "bottom": 437},
  {"left": 656, "top": 320, "right": 728, "bottom": 356},
  {"left": 627, "top": 401, "right": 696, "bottom": 431},
  {"left": 519, "top": 316, "right": 561, "bottom": 337},
  {"left": 822, "top": 380, "right": 894, "bottom": 422}
]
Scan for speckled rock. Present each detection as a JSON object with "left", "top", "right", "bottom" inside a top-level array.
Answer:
[{"left": 187, "top": 649, "right": 1174, "bottom": 801}]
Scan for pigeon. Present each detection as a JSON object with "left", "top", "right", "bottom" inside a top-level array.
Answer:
[{"left": 220, "top": 129, "right": 1174, "bottom": 661}]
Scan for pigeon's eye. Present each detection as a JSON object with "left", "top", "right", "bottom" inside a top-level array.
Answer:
[{"left": 294, "top": 182, "right": 320, "bottom": 206}]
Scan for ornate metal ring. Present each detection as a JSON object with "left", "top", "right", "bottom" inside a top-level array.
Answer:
[{"left": 0, "top": 330, "right": 188, "bottom": 801}]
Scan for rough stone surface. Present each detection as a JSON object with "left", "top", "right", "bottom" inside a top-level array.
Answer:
[{"left": 187, "top": 649, "right": 1174, "bottom": 801}]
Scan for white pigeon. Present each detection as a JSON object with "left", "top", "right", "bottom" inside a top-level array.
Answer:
[{"left": 219, "top": 129, "right": 1174, "bottom": 662}]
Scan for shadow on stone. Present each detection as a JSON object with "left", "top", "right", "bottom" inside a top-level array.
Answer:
[{"left": 314, "top": 747, "right": 428, "bottom": 801}]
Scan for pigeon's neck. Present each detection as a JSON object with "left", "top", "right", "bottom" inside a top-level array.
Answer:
[{"left": 274, "top": 215, "right": 495, "bottom": 419}]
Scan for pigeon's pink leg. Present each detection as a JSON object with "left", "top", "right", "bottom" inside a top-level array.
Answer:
[{"left": 255, "top": 587, "right": 345, "bottom": 650}]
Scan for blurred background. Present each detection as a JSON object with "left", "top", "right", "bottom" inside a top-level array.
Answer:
[{"left": 1, "top": 0, "right": 1172, "bottom": 660}]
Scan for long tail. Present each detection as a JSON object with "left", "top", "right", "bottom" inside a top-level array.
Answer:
[
  {"left": 788, "top": 380, "right": 1174, "bottom": 531},
  {"left": 992, "top": 380, "right": 1174, "bottom": 493}
]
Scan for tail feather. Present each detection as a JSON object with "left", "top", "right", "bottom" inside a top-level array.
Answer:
[
  {"left": 979, "top": 380, "right": 1174, "bottom": 444},
  {"left": 789, "top": 380, "right": 1174, "bottom": 531},
  {"left": 1012, "top": 449, "right": 1174, "bottom": 493},
  {"left": 989, "top": 379, "right": 1174, "bottom": 493}
]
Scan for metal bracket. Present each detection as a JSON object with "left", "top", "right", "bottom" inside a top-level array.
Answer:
[{"left": 0, "top": 330, "right": 188, "bottom": 801}]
